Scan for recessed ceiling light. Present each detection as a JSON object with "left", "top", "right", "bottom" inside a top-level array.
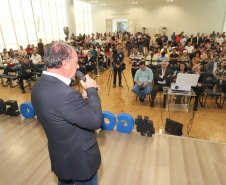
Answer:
[{"left": 134, "top": 2, "right": 138, "bottom": 3}]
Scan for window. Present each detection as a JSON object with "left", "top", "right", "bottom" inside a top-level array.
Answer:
[
  {"left": 74, "top": 0, "right": 92, "bottom": 36},
  {"left": 0, "top": 0, "right": 67, "bottom": 51}
]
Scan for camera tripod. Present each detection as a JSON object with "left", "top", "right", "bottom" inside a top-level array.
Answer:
[{"left": 107, "top": 65, "right": 129, "bottom": 96}]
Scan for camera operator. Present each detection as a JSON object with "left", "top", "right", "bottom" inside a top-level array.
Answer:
[
  {"left": 112, "top": 43, "right": 124, "bottom": 88},
  {"left": 129, "top": 46, "right": 144, "bottom": 85}
]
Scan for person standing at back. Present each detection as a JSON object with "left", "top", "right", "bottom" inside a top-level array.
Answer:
[
  {"left": 112, "top": 43, "right": 124, "bottom": 88},
  {"left": 31, "top": 42, "right": 102, "bottom": 185},
  {"left": 37, "top": 38, "right": 44, "bottom": 58}
]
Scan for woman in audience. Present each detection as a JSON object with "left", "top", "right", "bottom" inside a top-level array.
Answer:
[
  {"left": 37, "top": 39, "right": 44, "bottom": 58},
  {"left": 153, "top": 48, "right": 160, "bottom": 61},
  {"left": 173, "top": 62, "right": 187, "bottom": 81},
  {"left": 77, "top": 50, "right": 85, "bottom": 62},
  {"left": 1, "top": 49, "right": 12, "bottom": 64},
  {"left": 192, "top": 51, "right": 202, "bottom": 66},
  {"left": 215, "top": 59, "right": 226, "bottom": 83},
  {"left": 178, "top": 50, "right": 191, "bottom": 66},
  {"left": 192, "top": 65, "right": 205, "bottom": 111},
  {"left": 173, "top": 62, "right": 188, "bottom": 103}
]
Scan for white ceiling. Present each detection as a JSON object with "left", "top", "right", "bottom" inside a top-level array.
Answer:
[{"left": 79, "top": 0, "right": 210, "bottom": 6}]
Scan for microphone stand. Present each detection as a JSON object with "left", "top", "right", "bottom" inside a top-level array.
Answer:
[{"left": 95, "top": 55, "right": 101, "bottom": 77}]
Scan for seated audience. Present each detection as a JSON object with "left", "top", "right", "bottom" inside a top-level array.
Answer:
[
  {"left": 178, "top": 50, "right": 191, "bottom": 66},
  {"left": 132, "top": 62, "right": 153, "bottom": 102},
  {"left": 1, "top": 49, "right": 12, "bottom": 64},
  {"left": 192, "top": 51, "right": 202, "bottom": 66},
  {"left": 150, "top": 61, "right": 172, "bottom": 107},
  {"left": 84, "top": 51, "right": 96, "bottom": 72},
  {"left": 19, "top": 56, "right": 35, "bottom": 93},
  {"left": 129, "top": 46, "right": 144, "bottom": 85},
  {"left": 25, "top": 44, "right": 33, "bottom": 56},
  {"left": 206, "top": 54, "right": 220, "bottom": 74},
  {"left": 169, "top": 47, "right": 179, "bottom": 66},
  {"left": 157, "top": 51, "right": 169, "bottom": 64},
  {"left": 185, "top": 42, "right": 194, "bottom": 54},
  {"left": 192, "top": 65, "right": 205, "bottom": 111},
  {"left": 214, "top": 59, "right": 226, "bottom": 83},
  {"left": 30, "top": 49, "right": 42, "bottom": 64},
  {"left": 19, "top": 45, "right": 27, "bottom": 57}
]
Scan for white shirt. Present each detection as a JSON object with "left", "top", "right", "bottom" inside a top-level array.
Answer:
[
  {"left": 95, "top": 39, "right": 102, "bottom": 45},
  {"left": 19, "top": 49, "right": 27, "bottom": 56},
  {"left": 43, "top": 71, "right": 71, "bottom": 85},
  {"left": 213, "top": 61, "right": 218, "bottom": 73},
  {"left": 30, "top": 54, "right": 42, "bottom": 64},
  {"left": 185, "top": 45, "right": 194, "bottom": 54},
  {"left": 216, "top": 37, "right": 224, "bottom": 46},
  {"left": 157, "top": 69, "right": 166, "bottom": 84}
]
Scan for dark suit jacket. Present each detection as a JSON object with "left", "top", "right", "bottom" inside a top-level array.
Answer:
[
  {"left": 154, "top": 68, "right": 172, "bottom": 86},
  {"left": 85, "top": 56, "right": 96, "bottom": 66},
  {"left": 206, "top": 61, "right": 220, "bottom": 73},
  {"left": 193, "top": 37, "right": 203, "bottom": 45},
  {"left": 31, "top": 74, "right": 102, "bottom": 181}
]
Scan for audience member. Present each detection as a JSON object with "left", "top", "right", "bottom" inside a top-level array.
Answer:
[
  {"left": 206, "top": 54, "right": 220, "bottom": 74},
  {"left": 30, "top": 49, "right": 42, "bottom": 64},
  {"left": 112, "top": 43, "right": 124, "bottom": 88},
  {"left": 19, "top": 56, "right": 34, "bottom": 93},
  {"left": 19, "top": 45, "right": 27, "bottom": 57},
  {"left": 132, "top": 61, "right": 153, "bottom": 102},
  {"left": 150, "top": 61, "right": 172, "bottom": 107},
  {"left": 129, "top": 46, "right": 144, "bottom": 84}
]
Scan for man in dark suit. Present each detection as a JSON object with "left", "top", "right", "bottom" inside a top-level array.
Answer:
[
  {"left": 31, "top": 42, "right": 102, "bottom": 185},
  {"left": 150, "top": 61, "right": 172, "bottom": 107},
  {"left": 193, "top": 32, "right": 203, "bottom": 48},
  {"left": 85, "top": 51, "right": 96, "bottom": 73}
]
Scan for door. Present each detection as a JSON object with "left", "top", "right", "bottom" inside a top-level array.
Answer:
[
  {"left": 106, "top": 19, "right": 112, "bottom": 34},
  {"left": 127, "top": 18, "right": 134, "bottom": 35}
]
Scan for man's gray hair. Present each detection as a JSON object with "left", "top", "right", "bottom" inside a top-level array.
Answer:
[{"left": 44, "top": 42, "right": 74, "bottom": 69}]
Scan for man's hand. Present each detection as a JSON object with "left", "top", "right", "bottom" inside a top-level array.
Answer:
[
  {"left": 158, "top": 74, "right": 162, "bottom": 78},
  {"left": 137, "top": 82, "right": 142, "bottom": 86},
  {"left": 197, "top": 83, "right": 202, "bottom": 87},
  {"left": 116, "top": 64, "right": 120, "bottom": 68},
  {"left": 143, "top": 83, "right": 148, "bottom": 87},
  {"left": 82, "top": 89, "right": 88, "bottom": 99},
  {"left": 26, "top": 69, "right": 31, "bottom": 73},
  {"left": 80, "top": 75, "right": 98, "bottom": 90}
]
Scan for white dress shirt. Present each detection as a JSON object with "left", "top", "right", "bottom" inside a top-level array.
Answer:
[
  {"left": 30, "top": 54, "right": 42, "bottom": 64},
  {"left": 157, "top": 69, "right": 166, "bottom": 84},
  {"left": 43, "top": 71, "right": 71, "bottom": 85},
  {"left": 213, "top": 61, "right": 218, "bottom": 73}
]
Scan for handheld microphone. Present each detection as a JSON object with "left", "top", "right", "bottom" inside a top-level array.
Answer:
[
  {"left": 76, "top": 71, "right": 86, "bottom": 82},
  {"left": 76, "top": 71, "right": 99, "bottom": 91}
]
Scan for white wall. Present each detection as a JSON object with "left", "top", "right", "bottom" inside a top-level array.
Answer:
[{"left": 92, "top": 0, "right": 226, "bottom": 38}]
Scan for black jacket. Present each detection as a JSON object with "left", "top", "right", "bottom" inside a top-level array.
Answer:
[
  {"left": 31, "top": 74, "right": 102, "bottom": 181},
  {"left": 193, "top": 37, "right": 203, "bottom": 45},
  {"left": 154, "top": 68, "right": 172, "bottom": 86}
]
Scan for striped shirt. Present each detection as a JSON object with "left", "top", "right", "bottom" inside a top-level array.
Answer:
[{"left": 130, "top": 52, "right": 144, "bottom": 69}]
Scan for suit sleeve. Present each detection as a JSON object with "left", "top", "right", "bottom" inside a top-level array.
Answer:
[
  {"left": 61, "top": 87, "right": 102, "bottom": 130},
  {"left": 154, "top": 69, "right": 164, "bottom": 82},
  {"left": 206, "top": 62, "right": 212, "bottom": 73}
]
